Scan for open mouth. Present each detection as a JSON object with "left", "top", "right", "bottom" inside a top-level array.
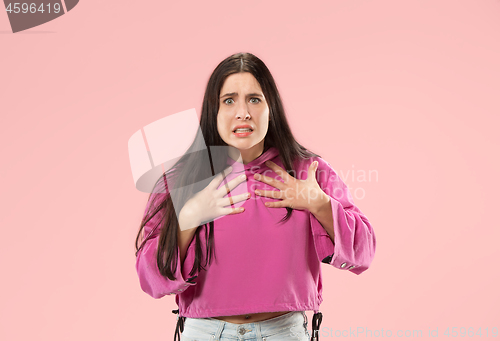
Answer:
[{"left": 233, "top": 128, "right": 253, "bottom": 133}]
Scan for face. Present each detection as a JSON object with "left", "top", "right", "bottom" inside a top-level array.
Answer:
[{"left": 217, "top": 72, "right": 270, "bottom": 161}]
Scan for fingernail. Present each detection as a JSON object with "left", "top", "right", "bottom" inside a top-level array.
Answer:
[
  {"left": 241, "top": 174, "right": 246, "bottom": 180},
  {"left": 255, "top": 190, "right": 260, "bottom": 195}
]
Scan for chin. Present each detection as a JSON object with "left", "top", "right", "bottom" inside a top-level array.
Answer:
[
  {"left": 232, "top": 143, "right": 257, "bottom": 151},
  {"left": 225, "top": 136, "right": 263, "bottom": 151}
]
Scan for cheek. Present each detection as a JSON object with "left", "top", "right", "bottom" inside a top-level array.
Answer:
[
  {"left": 216, "top": 113, "right": 221, "bottom": 127},
  {"left": 217, "top": 115, "right": 226, "bottom": 135},
  {"left": 260, "top": 113, "right": 270, "bottom": 134},
  {"left": 262, "top": 107, "right": 270, "bottom": 123},
  {"left": 261, "top": 122, "right": 269, "bottom": 136}
]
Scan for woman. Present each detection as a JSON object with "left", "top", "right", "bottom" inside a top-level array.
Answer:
[{"left": 135, "top": 52, "right": 376, "bottom": 341}]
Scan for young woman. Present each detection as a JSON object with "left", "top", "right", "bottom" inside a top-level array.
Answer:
[{"left": 135, "top": 52, "right": 376, "bottom": 341}]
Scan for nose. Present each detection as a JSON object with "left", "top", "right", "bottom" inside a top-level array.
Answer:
[{"left": 235, "top": 101, "right": 251, "bottom": 120}]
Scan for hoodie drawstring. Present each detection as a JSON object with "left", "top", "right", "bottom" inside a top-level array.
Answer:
[
  {"left": 172, "top": 309, "right": 185, "bottom": 341},
  {"left": 311, "top": 311, "right": 323, "bottom": 341}
]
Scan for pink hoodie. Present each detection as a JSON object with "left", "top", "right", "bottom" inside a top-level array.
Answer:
[{"left": 135, "top": 147, "right": 376, "bottom": 318}]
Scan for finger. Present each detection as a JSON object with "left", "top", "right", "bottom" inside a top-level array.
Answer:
[
  {"left": 225, "top": 206, "right": 245, "bottom": 215},
  {"left": 255, "top": 189, "right": 284, "bottom": 199},
  {"left": 254, "top": 173, "right": 286, "bottom": 190},
  {"left": 308, "top": 161, "right": 318, "bottom": 181},
  {"left": 265, "top": 161, "right": 292, "bottom": 182},
  {"left": 221, "top": 192, "right": 251, "bottom": 207},
  {"left": 217, "top": 172, "right": 247, "bottom": 197},
  {"left": 211, "top": 166, "right": 233, "bottom": 189},
  {"left": 262, "top": 199, "right": 287, "bottom": 208}
]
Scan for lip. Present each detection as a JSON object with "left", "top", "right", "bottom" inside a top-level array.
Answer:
[
  {"left": 233, "top": 129, "right": 253, "bottom": 137},
  {"left": 232, "top": 124, "right": 254, "bottom": 137},
  {"left": 232, "top": 124, "right": 254, "bottom": 132}
]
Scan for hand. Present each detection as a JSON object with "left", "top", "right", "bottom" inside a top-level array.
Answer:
[
  {"left": 179, "top": 166, "right": 250, "bottom": 231},
  {"left": 253, "top": 160, "right": 329, "bottom": 213}
]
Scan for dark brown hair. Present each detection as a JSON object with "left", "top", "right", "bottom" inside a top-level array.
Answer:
[{"left": 135, "top": 52, "right": 320, "bottom": 281}]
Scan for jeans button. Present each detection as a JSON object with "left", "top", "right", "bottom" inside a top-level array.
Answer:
[{"left": 238, "top": 326, "right": 246, "bottom": 335}]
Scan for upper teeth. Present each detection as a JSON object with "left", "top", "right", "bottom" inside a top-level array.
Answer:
[{"left": 235, "top": 128, "right": 252, "bottom": 132}]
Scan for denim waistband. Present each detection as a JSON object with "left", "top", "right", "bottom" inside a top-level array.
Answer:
[{"left": 172, "top": 309, "right": 323, "bottom": 341}]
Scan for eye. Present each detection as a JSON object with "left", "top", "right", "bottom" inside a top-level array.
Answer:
[
  {"left": 250, "top": 98, "right": 261, "bottom": 104},
  {"left": 223, "top": 98, "right": 234, "bottom": 105}
]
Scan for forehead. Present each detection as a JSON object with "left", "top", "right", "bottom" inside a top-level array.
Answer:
[{"left": 220, "top": 72, "right": 263, "bottom": 93}]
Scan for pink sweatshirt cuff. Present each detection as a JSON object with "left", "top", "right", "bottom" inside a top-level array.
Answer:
[
  {"left": 136, "top": 235, "right": 198, "bottom": 298},
  {"left": 309, "top": 194, "right": 376, "bottom": 275}
]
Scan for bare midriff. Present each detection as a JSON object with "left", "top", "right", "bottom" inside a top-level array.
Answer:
[{"left": 212, "top": 311, "right": 291, "bottom": 324}]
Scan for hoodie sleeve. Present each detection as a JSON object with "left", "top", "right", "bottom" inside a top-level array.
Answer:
[
  {"left": 135, "top": 182, "right": 198, "bottom": 299},
  {"left": 309, "top": 157, "right": 376, "bottom": 275}
]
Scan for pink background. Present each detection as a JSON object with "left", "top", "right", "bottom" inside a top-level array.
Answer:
[{"left": 1, "top": 0, "right": 499, "bottom": 340}]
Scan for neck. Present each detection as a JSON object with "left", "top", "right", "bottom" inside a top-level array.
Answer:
[{"left": 228, "top": 141, "right": 265, "bottom": 164}]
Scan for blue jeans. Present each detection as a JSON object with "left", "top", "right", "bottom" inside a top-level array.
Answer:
[{"left": 181, "top": 311, "right": 311, "bottom": 341}]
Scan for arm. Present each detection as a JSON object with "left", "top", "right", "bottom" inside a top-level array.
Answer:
[
  {"left": 135, "top": 187, "right": 199, "bottom": 299},
  {"left": 309, "top": 158, "right": 376, "bottom": 275},
  {"left": 177, "top": 199, "right": 204, "bottom": 265},
  {"left": 309, "top": 192, "right": 334, "bottom": 242}
]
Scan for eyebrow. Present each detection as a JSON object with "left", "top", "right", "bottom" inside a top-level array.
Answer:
[{"left": 219, "top": 92, "right": 264, "bottom": 99}]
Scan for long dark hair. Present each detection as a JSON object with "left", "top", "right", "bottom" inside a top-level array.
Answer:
[{"left": 135, "top": 52, "right": 320, "bottom": 281}]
